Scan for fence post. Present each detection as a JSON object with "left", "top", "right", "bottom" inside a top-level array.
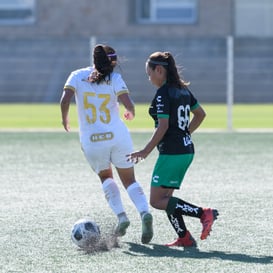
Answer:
[
  {"left": 89, "top": 36, "right": 97, "bottom": 66},
  {"left": 227, "top": 35, "right": 234, "bottom": 131}
]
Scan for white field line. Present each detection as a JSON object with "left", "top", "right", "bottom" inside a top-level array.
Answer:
[{"left": 0, "top": 128, "right": 273, "bottom": 133}]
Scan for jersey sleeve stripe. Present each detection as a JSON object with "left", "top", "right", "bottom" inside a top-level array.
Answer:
[
  {"left": 157, "top": 114, "right": 169, "bottom": 118},
  {"left": 117, "top": 89, "right": 129, "bottom": 96},
  {"left": 64, "top": 85, "right": 76, "bottom": 92},
  {"left": 191, "top": 102, "right": 200, "bottom": 111}
]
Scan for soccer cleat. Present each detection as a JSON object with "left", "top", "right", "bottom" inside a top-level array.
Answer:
[
  {"left": 141, "top": 212, "right": 153, "bottom": 244},
  {"left": 165, "top": 231, "right": 197, "bottom": 247},
  {"left": 200, "top": 208, "right": 219, "bottom": 240},
  {"left": 115, "top": 220, "right": 130, "bottom": 237}
]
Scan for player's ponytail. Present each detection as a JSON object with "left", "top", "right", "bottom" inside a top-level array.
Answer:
[{"left": 90, "top": 44, "right": 117, "bottom": 84}]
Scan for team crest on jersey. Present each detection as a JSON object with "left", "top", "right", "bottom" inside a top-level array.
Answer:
[{"left": 156, "top": 95, "right": 164, "bottom": 113}]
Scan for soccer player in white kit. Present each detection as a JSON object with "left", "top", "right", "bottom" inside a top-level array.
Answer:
[{"left": 60, "top": 44, "right": 153, "bottom": 244}]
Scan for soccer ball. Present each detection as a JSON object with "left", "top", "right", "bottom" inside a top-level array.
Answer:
[{"left": 71, "top": 218, "right": 100, "bottom": 249}]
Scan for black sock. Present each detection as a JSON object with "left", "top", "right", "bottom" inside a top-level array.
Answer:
[
  {"left": 166, "top": 212, "right": 187, "bottom": 238},
  {"left": 166, "top": 197, "right": 203, "bottom": 218}
]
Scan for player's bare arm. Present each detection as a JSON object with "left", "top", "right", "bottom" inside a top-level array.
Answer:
[
  {"left": 60, "top": 88, "right": 74, "bottom": 132},
  {"left": 118, "top": 93, "right": 135, "bottom": 120},
  {"left": 189, "top": 106, "right": 206, "bottom": 134},
  {"left": 128, "top": 118, "right": 168, "bottom": 163}
]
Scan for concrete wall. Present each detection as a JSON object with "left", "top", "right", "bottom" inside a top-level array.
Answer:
[
  {"left": 0, "top": 0, "right": 272, "bottom": 103},
  {"left": 1, "top": 36, "right": 272, "bottom": 103},
  {"left": 0, "top": 0, "right": 232, "bottom": 39}
]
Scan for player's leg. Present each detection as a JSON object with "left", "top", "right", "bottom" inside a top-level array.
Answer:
[
  {"left": 150, "top": 154, "right": 218, "bottom": 243},
  {"left": 112, "top": 133, "right": 153, "bottom": 243},
  {"left": 150, "top": 187, "right": 190, "bottom": 240},
  {"left": 82, "top": 143, "right": 129, "bottom": 236},
  {"left": 150, "top": 154, "right": 197, "bottom": 247},
  {"left": 116, "top": 167, "right": 153, "bottom": 244},
  {"left": 113, "top": 142, "right": 150, "bottom": 215},
  {"left": 166, "top": 197, "right": 219, "bottom": 240},
  {"left": 98, "top": 168, "right": 130, "bottom": 236},
  {"left": 116, "top": 167, "right": 149, "bottom": 212},
  {"left": 150, "top": 186, "right": 197, "bottom": 247}
]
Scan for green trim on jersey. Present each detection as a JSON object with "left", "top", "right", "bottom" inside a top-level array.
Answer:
[
  {"left": 157, "top": 114, "right": 169, "bottom": 118},
  {"left": 151, "top": 154, "right": 194, "bottom": 189},
  {"left": 191, "top": 102, "right": 200, "bottom": 111}
]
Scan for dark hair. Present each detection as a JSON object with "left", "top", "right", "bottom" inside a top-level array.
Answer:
[
  {"left": 90, "top": 44, "right": 117, "bottom": 84},
  {"left": 147, "top": 51, "right": 189, "bottom": 88}
]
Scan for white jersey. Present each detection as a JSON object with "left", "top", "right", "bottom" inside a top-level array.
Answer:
[
  {"left": 64, "top": 66, "right": 134, "bottom": 173},
  {"left": 64, "top": 66, "right": 129, "bottom": 144}
]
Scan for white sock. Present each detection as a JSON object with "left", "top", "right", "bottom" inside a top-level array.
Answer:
[
  {"left": 127, "top": 182, "right": 149, "bottom": 215},
  {"left": 102, "top": 178, "right": 125, "bottom": 216}
]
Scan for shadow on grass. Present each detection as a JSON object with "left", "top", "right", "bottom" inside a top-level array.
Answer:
[{"left": 124, "top": 242, "right": 273, "bottom": 264}]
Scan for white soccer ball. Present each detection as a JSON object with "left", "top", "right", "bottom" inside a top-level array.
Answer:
[{"left": 71, "top": 218, "right": 101, "bottom": 249}]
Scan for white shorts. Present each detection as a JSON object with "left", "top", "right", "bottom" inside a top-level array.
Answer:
[{"left": 81, "top": 130, "right": 134, "bottom": 174}]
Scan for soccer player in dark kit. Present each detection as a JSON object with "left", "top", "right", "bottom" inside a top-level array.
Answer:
[{"left": 128, "top": 51, "right": 219, "bottom": 247}]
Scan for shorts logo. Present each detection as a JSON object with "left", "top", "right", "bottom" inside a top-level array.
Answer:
[
  {"left": 152, "top": 175, "right": 159, "bottom": 183},
  {"left": 169, "top": 180, "right": 179, "bottom": 185},
  {"left": 90, "top": 132, "right": 113, "bottom": 142}
]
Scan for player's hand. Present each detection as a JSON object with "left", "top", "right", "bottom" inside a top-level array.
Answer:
[
  {"left": 124, "top": 110, "right": 134, "bottom": 121},
  {"left": 127, "top": 150, "right": 145, "bottom": 164},
  {"left": 62, "top": 119, "right": 70, "bottom": 132}
]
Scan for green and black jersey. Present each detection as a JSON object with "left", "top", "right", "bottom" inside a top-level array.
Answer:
[{"left": 149, "top": 83, "right": 200, "bottom": 155}]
